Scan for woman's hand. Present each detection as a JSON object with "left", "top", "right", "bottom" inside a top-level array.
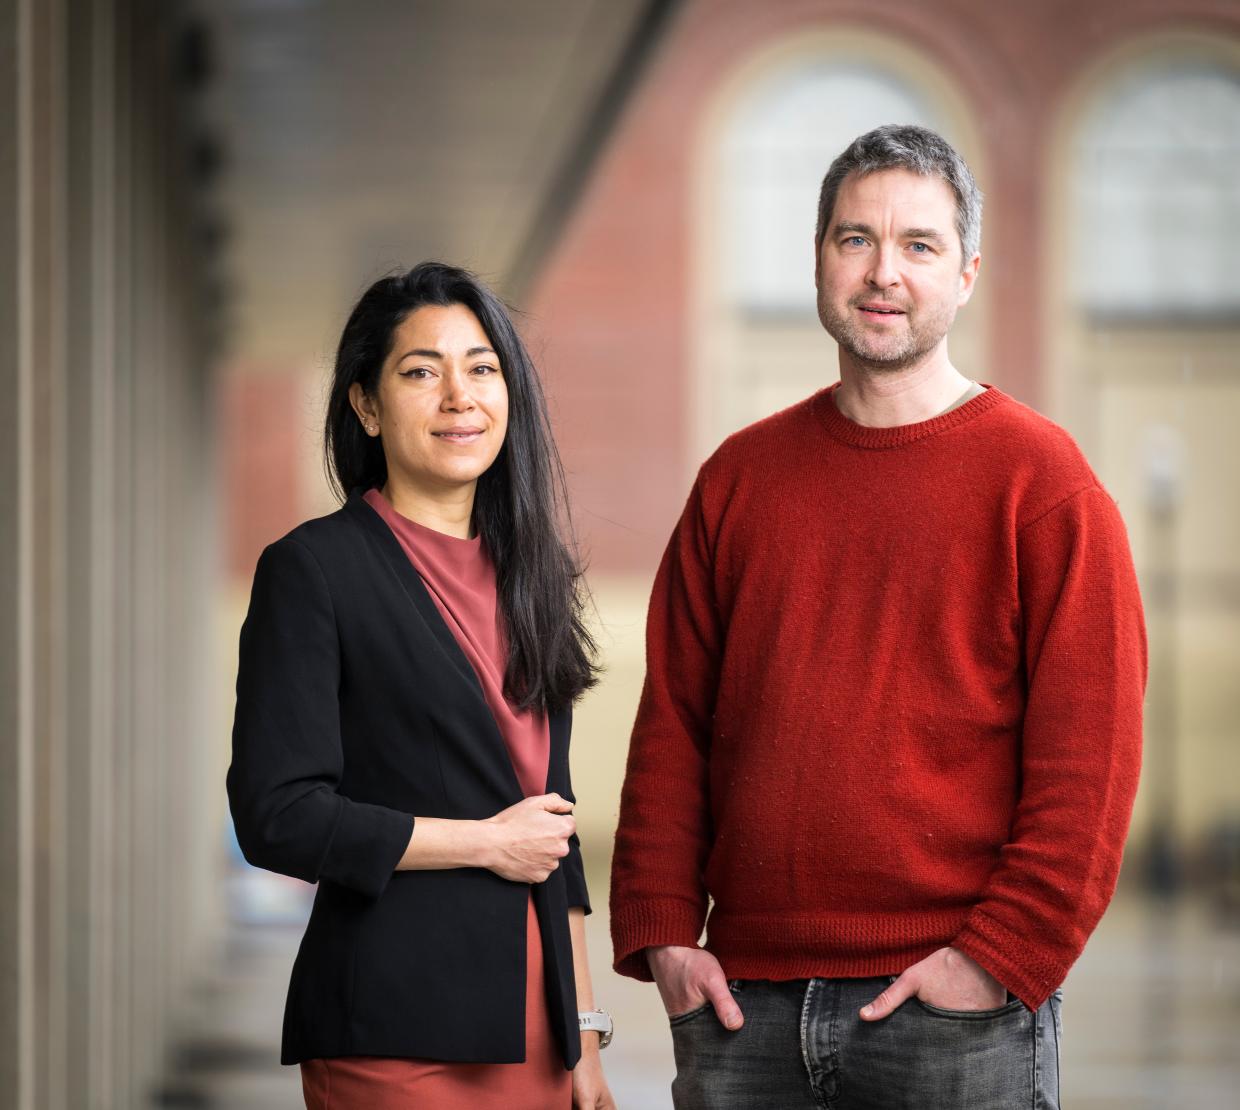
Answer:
[
  {"left": 572, "top": 1038, "right": 617, "bottom": 1109},
  {"left": 481, "top": 793, "right": 575, "bottom": 883}
]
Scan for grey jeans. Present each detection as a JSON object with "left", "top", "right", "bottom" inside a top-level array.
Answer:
[{"left": 669, "top": 977, "right": 1062, "bottom": 1110}]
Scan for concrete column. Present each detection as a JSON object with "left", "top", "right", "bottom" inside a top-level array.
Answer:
[
  {"left": 0, "top": 1, "right": 218, "bottom": 1105},
  {"left": 0, "top": 0, "right": 29, "bottom": 1102}
]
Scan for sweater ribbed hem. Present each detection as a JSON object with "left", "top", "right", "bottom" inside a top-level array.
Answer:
[
  {"left": 612, "top": 903, "right": 1002, "bottom": 986},
  {"left": 702, "top": 906, "right": 971, "bottom": 981},
  {"left": 812, "top": 382, "right": 1007, "bottom": 449}
]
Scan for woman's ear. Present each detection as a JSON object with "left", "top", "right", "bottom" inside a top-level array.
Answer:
[{"left": 348, "top": 381, "right": 381, "bottom": 437}]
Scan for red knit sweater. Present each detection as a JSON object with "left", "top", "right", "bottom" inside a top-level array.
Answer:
[{"left": 609, "top": 386, "right": 1146, "bottom": 1011}]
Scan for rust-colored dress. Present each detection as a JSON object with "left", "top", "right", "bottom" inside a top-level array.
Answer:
[{"left": 298, "top": 488, "right": 573, "bottom": 1109}]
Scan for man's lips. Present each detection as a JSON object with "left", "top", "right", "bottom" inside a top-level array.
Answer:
[{"left": 855, "top": 302, "right": 906, "bottom": 317}]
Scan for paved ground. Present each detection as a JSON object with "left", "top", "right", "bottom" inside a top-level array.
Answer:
[{"left": 162, "top": 877, "right": 1240, "bottom": 1108}]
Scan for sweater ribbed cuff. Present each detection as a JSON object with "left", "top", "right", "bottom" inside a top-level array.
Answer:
[
  {"left": 610, "top": 899, "right": 707, "bottom": 982},
  {"left": 952, "top": 909, "right": 1066, "bottom": 1012}
]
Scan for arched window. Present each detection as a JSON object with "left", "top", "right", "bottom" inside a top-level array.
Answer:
[
  {"left": 720, "top": 63, "right": 944, "bottom": 315},
  {"left": 694, "top": 48, "right": 981, "bottom": 457},
  {"left": 1049, "top": 48, "right": 1240, "bottom": 860},
  {"left": 1074, "top": 63, "right": 1240, "bottom": 317}
]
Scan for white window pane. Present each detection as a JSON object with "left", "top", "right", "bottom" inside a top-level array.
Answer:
[
  {"left": 1074, "top": 65, "right": 1240, "bottom": 316},
  {"left": 721, "top": 63, "right": 942, "bottom": 313}
]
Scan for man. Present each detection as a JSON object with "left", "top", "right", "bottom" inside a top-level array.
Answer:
[{"left": 609, "top": 125, "right": 1145, "bottom": 1109}]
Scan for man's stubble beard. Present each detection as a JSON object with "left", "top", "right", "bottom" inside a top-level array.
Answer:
[{"left": 817, "top": 294, "right": 957, "bottom": 374}]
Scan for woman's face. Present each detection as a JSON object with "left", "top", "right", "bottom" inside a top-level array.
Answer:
[{"left": 351, "top": 303, "right": 509, "bottom": 499}]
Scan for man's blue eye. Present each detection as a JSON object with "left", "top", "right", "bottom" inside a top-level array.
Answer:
[
  {"left": 910, "top": 242, "right": 929, "bottom": 253},
  {"left": 845, "top": 236, "right": 866, "bottom": 247}
]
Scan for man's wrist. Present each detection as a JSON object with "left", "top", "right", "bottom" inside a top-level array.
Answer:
[{"left": 647, "top": 943, "right": 695, "bottom": 959}]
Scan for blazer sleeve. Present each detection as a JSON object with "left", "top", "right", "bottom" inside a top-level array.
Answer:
[
  {"left": 226, "top": 535, "right": 414, "bottom": 899},
  {"left": 560, "top": 717, "right": 591, "bottom": 913}
]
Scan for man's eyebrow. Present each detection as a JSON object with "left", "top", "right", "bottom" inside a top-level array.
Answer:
[
  {"left": 831, "top": 222, "right": 950, "bottom": 243},
  {"left": 833, "top": 221, "right": 875, "bottom": 237}
]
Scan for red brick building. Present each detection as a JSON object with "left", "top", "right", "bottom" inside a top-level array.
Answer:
[{"left": 526, "top": 0, "right": 1240, "bottom": 577}]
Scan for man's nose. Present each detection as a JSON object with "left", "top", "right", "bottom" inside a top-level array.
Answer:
[{"left": 866, "top": 245, "right": 901, "bottom": 290}]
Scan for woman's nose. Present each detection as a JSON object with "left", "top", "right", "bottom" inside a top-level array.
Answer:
[{"left": 439, "top": 369, "right": 475, "bottom": 410}]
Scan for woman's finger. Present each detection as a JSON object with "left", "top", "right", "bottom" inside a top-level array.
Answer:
[{"left": 540, "top": 792, "right": 574, "bottom": 813}]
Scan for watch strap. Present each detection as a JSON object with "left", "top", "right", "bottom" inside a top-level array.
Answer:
[{"left": 578, "top": 1008, "right": 614, "bottom": 1048}]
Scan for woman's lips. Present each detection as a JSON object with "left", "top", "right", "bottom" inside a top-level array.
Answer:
[{"left": 433, "top": 429, "right": 484, "bottom": 443}]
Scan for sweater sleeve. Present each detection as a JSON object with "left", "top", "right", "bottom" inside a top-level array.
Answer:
[
  {"left": 610, "top": 474, "right": 722, "bottom": 980},
  {"left": 952, "top": 485, "right": 1146, "bottom": 1009},
  {"left": 226, "top": 536, "right": 415, "bottom": 900}
]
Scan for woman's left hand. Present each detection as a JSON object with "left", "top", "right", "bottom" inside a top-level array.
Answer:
[{"left": 572, "top": 1038, "right": 617, "bottom": 1108}]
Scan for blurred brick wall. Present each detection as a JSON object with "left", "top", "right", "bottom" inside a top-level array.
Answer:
[
  {"left": 220, "top": 369, "right": 307, "bottom": 581},
  {"left": 526, "top": 0, "right": 1240, "bottom": 577}
]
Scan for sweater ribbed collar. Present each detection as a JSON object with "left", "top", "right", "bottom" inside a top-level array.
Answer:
[{"left": 813, "top": 381, "right": 1007, "bottom": 449}]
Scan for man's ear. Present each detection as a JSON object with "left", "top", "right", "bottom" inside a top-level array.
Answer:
[{"left": 958, "top": 251, "right": 981, "bottom": 306}]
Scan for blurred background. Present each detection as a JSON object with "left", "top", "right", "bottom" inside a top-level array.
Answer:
[{"left": 2, "top": 0, "right": 1239, "bottom": 1106}]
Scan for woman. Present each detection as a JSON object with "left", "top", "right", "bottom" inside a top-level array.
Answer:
[{"left": 227, "top": 262, "right": 616, "bottom": 1108}]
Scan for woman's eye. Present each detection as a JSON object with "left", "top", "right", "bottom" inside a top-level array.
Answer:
[
  {"left": 471, "top": 364, "right": 500, "bottom": 375},
  {"left": 399, "top": 367, "right": 431, "bottom": 378}
]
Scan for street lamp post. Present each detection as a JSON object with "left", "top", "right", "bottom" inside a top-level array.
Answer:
[{"left": 1141, "top": 424, "right": 1184, "bottom": 896}]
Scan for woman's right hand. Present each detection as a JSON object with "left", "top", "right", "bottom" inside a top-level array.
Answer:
[{"left": 482, "top": 793, "right": 576, "bottom": 883}]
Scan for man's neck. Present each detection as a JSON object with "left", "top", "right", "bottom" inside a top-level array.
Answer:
[{"left": 832, "top": 351, "right": 975, "bottom": 429}]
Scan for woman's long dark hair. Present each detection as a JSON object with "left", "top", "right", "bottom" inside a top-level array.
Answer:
[{"left": 325, "top": 262, "right": 598, "bottom": 712}]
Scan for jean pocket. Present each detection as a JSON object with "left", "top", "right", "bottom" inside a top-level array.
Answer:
[
  {"left": 668, "top": 1001, "right": 713, "bottom": 1026},
  {"left": 911, "top": 996, "right": 1026, "bottom": 1020}
]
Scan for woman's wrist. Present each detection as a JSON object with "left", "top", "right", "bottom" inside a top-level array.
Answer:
[
  {"left": 398, "top": 817, "right": 497, "bottom": 871},
  {"left": 470, "top": 816, "right": 499, "bottom": 870},
  {"left": 579, "top": 1030, "right": 602, "bottom": 1056}
]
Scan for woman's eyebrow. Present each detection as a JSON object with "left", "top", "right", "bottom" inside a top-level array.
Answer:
[{"left": 398, "top": 346, "right": 497, "bottom": 361}]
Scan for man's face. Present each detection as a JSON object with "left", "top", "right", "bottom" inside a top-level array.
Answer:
[{"left": 815, "top": 168, "right": 979, "bottom": 372}]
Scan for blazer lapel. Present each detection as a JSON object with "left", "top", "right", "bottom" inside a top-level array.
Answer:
[{"left": 343, "top": 489, "right": 525, "bottom": 800}]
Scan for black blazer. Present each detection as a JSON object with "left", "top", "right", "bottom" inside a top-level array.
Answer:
[{"left": 226, "top": 489, "right": 589, "bottom": 1068}]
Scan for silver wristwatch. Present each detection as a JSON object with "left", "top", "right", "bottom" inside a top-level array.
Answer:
[{"left": 578, "top": 1008, "right": 614, "bottom": 1049}]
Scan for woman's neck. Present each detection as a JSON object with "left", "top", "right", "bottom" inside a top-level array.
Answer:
[{"left": 379, "top": 479, "right": 476, "bottom": 539}]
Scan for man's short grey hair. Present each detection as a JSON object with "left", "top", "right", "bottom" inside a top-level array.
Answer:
[{"left": 815, "top": 124, "right": 983, "bottom": 267}]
